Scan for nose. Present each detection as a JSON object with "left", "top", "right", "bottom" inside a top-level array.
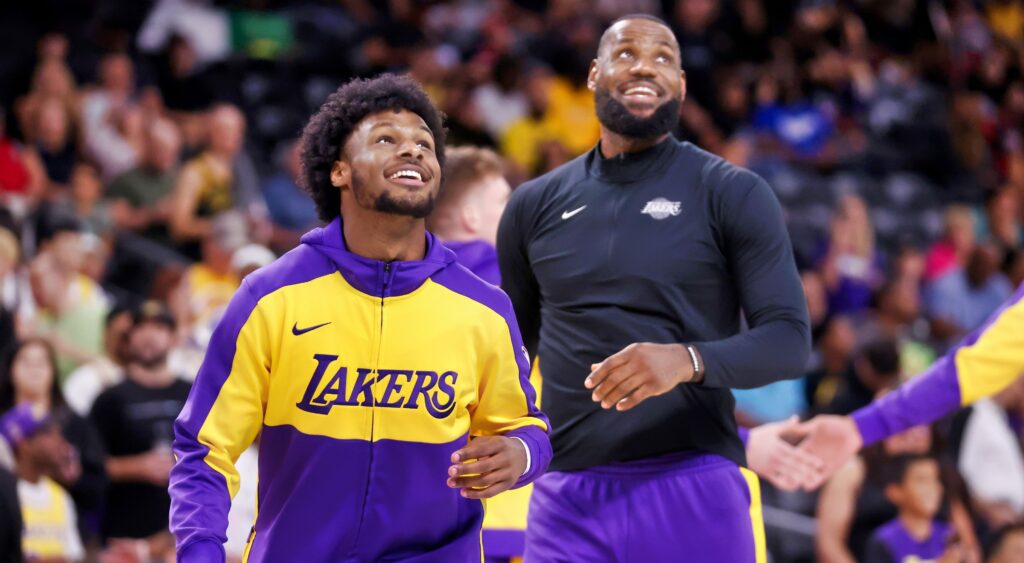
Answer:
[
  {"left": 398, "top": 139, "right": 424, "bottom": 160},
  {"left": 629, "top": 57, "right": 657, "bottom": 78}
]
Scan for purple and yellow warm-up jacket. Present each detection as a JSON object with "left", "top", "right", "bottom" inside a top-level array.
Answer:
[
  {"left": 854, "top": 282, "right": 1024, "bottom": 445},
  {"left": 168, "top": 217, "right": 551, "bottom": 563}
]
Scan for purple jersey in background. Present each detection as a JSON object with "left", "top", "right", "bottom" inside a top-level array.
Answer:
[
  {"left": 865, "top": 519, "right": 951, "bottom": 563},
  {"left": 443, "top": 240, "right": 501, "bottom": 286}
]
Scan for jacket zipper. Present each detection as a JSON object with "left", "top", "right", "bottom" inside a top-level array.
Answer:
[{"left": 351, "top": 261, "right": 391, "bottom": 557}]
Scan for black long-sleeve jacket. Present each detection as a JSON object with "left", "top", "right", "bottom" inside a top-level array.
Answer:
[{"left": 497, "top": 139, "right": 810, "bottom": 470}]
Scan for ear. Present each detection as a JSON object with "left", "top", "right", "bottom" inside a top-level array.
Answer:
[
  {"left": 330, "top": 160, "right": 349, "bottom": 189},
  {"left": 587, "top": 59, "right": 598, "bottom": 92},
  {"left": 462, "top": 201, "right": 481, "bottom": 235},
  {"left": 679, "top": 70, "right": 687, "bottom": 103}
]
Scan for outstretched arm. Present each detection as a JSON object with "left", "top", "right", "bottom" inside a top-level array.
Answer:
[{"left": 798, "top": 285, "right": 1024, "bottom": 490}]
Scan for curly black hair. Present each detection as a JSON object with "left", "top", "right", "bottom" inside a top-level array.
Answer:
[{"left": 299, "top": 73, "right": 447, "bottom": 222}]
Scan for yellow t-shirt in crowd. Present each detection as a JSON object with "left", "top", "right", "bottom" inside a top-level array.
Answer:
[{"left": 19, "top": 476, "right": 84, "bottom": 560}]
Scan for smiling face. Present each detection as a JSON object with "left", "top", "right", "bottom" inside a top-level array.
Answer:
[
  {"left": 588, "top": 18, "right": 686, "bottom": 139},
  {"left": 331, "top": 109, "right": 441, "bottom": 219}
]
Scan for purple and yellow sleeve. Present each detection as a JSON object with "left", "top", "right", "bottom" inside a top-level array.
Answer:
[
  {"left": 853, "top": 285, "right": 1024, "bottom": 446},
  {"left": 433, "top": 268, "right": 551, "bottom": 487},
  {"left": 169, "top": 280, "right": 272, "bottom": 562},
  {"left": 472, "top": 293, "right": 552, "bottom": 488}
]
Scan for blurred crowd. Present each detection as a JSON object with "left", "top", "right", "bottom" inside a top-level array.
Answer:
[{"left": 0, "top": 0, "right": 1022, "bottom": 562}]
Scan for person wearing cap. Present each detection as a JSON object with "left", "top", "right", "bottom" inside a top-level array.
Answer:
[
  {"left": 89, "top": 301, "right": 189, "bottom": 558},
  {"left": 0, "top": 403, "right": 84, "bottom": 562},
  {"left": 231, "top": 243, "right": 276, "bottom": 279}
]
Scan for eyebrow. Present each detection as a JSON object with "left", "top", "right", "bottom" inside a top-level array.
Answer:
[
  {"left": 369, "top": 121, "right": 434, "bottom": 136},
  {"left": 614, "top": 37, "right": 678, "bottom": 51}
]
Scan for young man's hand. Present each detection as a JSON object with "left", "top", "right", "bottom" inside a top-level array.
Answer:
[{"left": 447, "top": 436, "right": 527, "bottom": 499}]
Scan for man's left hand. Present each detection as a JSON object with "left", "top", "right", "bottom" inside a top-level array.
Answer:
[
  {"left": 447, "top": 436, "right": 527, "bottom": 499},
  {"left": 586, "top": 343, "right": 694, "bottom": 411}
]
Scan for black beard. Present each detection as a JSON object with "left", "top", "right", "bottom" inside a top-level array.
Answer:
[
  {"left": 130, "top": 351, "right": 168, "bottom": 370},
  {"left": 595, "top": 86, "right": 681, "bottom": 139},
  {"left": 352, "top": 169, "right": 435, "bottom": 219}
]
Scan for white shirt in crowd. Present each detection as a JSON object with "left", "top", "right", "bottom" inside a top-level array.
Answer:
[{"left": 958, "top": 398, "right": 1024, "bottom": 516}]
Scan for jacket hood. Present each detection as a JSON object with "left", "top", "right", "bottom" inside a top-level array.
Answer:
[{"left": 300, "top": 216, "right": 455, "bottom": 298}]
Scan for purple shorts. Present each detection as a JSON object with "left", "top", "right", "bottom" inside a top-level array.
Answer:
[{"left": 524, "top": 452, "right": 766, "bottom": 562}]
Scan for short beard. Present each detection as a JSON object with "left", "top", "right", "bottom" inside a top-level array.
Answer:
[
  {"left": 130, "top": 351, "right": 168, "bottom": 370},
  {"left": 595, "top": 86, "right": 681, "bottom": 140},
  {"left": 352, "top": 169, "right": 436, "bottom": 219}
]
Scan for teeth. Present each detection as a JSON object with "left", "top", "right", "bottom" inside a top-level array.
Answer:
[
  {"left": 625, "top": 86, "right": 657, "bottom": 96},
  {"left": 389, "top": 170, "right": 423, "bottom": 181}
]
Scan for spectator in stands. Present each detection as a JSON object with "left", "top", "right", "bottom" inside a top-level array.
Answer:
[
  {"left": 752, "top": 75, "right": 838, "bottom": 163},
  {"left": 427, "top": 145, "right": 509, "bottom": 285},
  {"left": 15, "top": 57, "right": 79, "bottom": 145},
  {"left": 62, "top": 304, "right": 132, "bottom": 417},
  {"left": 0, "top": 227, "right": 21, "bottom": 353},
  {"left": 891, "top": 246, "right": 927, "bottom": 304},
  {"left": 805, "top": 315, "right": 858, "bottom": 413},
  {"left": 856, "top": 280, "right": 935, "bottom": 378},
  {"left": 958, "top": 375, "right": 1024, "bottom": 529},
  {"left": 440, "top": 75, "right": 497, "bottom": 149},
  {"left": 81, "top": 53, "right": 143, "bottom": 182},
  {"left": 818, "top": 194, "right": 883, "bottom": 315},
  {"left": 821, "top": 339, "right": 901, "bottom": 416},
  {"left": 864, "top": 454, "right": 961, "bottom": 562},
  {"left": 22, "top": 216, "right": 108, "bottom": 380},
  {"left": 169, "top": 104, "right": 264, "bottom": 257},
  {"left": 472, "top": 55, "right": 529, "bottom": 140},
  {"left": 500, "top": 65, "right": 566, "bottom": 176},
  {"left": 0, "top": 404, "right": 84, "bottom": 562},
  {"left": 925, "top": 205, "right": 977, "bottom": 283},
  {"left": 0, "top": 108, "right": 43, "bottom": 212},
  {"left": 89, "top": 301, "right": 189, "bottom": 557},
  {"left": 816, "top": 425, "right": 979, "bottom": 563},
  {"left": 64, "top": 162, "right": 112, "bottom": 238},
  {"left": 155, "top": 34, "right": 216, "bottom": 114},
  {"left": 173, "top": 212, "right": 245, "bottom": 348},
  {"left": 107, "top": 118, "right": 183, "bottom": 246},
  {"left": 261, "top": 139, "right": 318, "bottom": 247},
  {"left": 926, "top": 243, "right": 1013, "bottom": 347},
  {"left": 0, "top": 338, "right": 110, "bottom": 549},
  {"left": 22, "top": 96, "right": 78, "bottom": 196},
  {"left": 981, "top": 186, "right": 1022, "bottom": 265}
]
